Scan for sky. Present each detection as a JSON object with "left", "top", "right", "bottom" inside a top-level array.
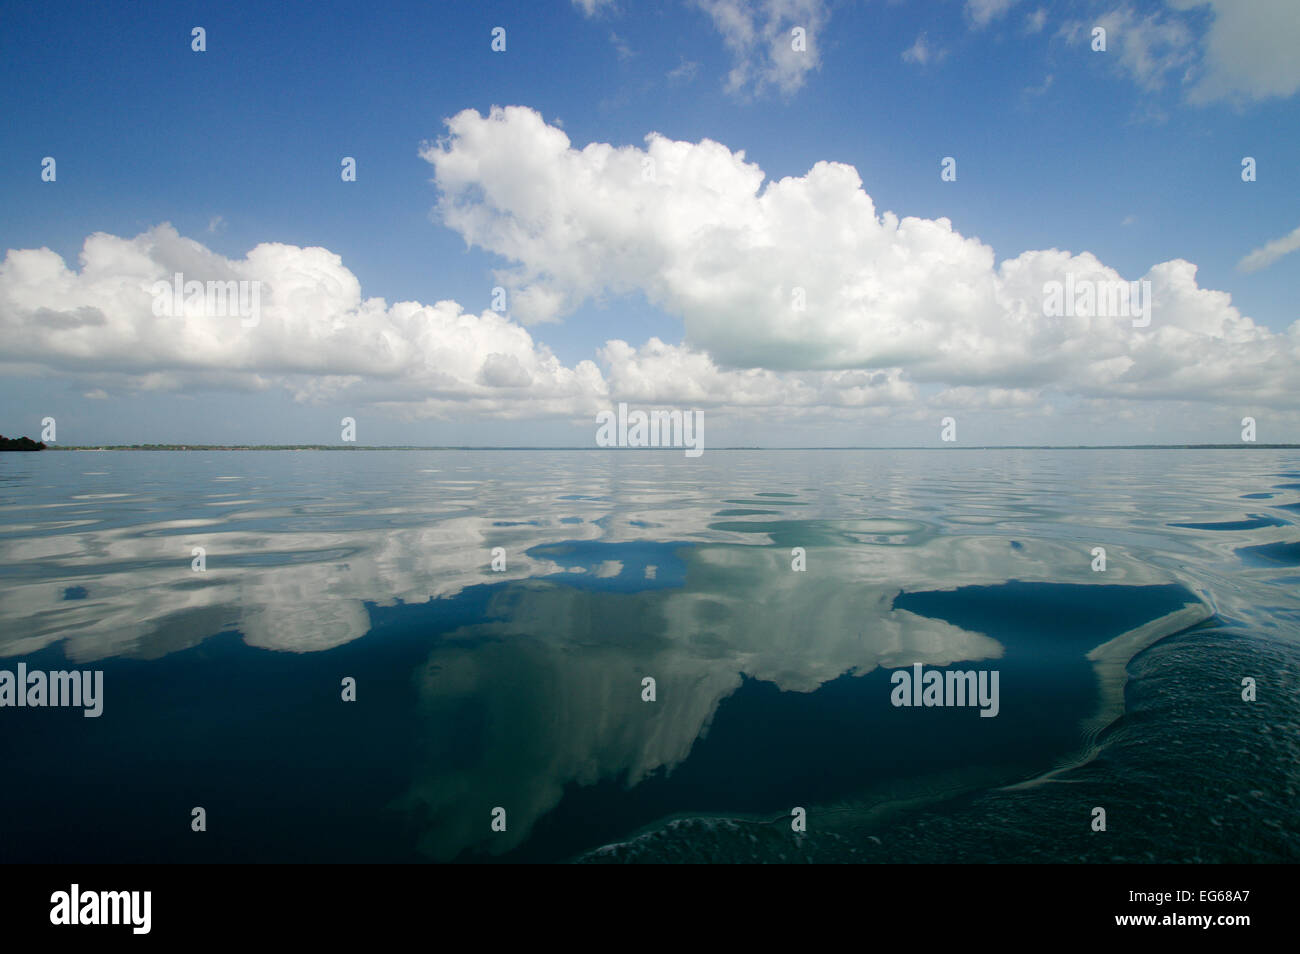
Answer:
[{"left": 1, "top": 0, "right": 1297, "bottom": 447}]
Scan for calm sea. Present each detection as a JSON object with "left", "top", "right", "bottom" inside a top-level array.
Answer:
[{"left": 1, "top": 449, "right": 1296, "bottom": 862}]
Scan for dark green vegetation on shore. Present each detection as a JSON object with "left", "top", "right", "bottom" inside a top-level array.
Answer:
[{"left": 0, "top": 435, "right": 46, "bottom": 451}]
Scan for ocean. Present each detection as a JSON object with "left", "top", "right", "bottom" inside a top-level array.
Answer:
[{"left": 0, "top": 449, "right": 1296, "bottom": 863}]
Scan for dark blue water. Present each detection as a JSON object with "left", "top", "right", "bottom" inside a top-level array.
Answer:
[{"left": 1, "top": 449, "right": 1296, "bottom": 862}]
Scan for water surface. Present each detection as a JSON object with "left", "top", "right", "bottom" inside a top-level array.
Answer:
[{"left": 1, "top": 449, "right": 1296, "bottom": 862}]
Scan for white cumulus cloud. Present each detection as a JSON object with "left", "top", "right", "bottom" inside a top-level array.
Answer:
[
  {"left": 0, "top": 224, "right": 607, "bottom": 418},
  {"left": 5, "top": 107, "right": 1299, "bottom": 432},
  {"left": 422, "top": 106, "right": 1300, "bottom": 408}
]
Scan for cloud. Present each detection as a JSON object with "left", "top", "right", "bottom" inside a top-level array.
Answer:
[
  {"left": 0, "top": 225, "right": 917, "bottom": 420},
  {"left": 902, "top": 32, "right": 946, "bottom": 66},
  {"left": 571, "top": 0, "right": 616, "bottom": 16},
  {"left": 667, "top": 59, "right": 700, "bottom": 84},
  {"left": 1024, "top": 7, "right": 1047, "bottom": 34},
  {"left": 967, "top": 0, "right": 1022, "bottom": 28},
  {"left": 1064, "top": 1, "right": 1300, "bottom": 104},
  {"left": 1093, "top": 7, "right": 1198, "bottom": 91},
  {"left": 692, "top": 0, "right": 829, "bottom": 96},
  {"left": 609, "top": 30, "right": 634, "bottom": 61},
  {"left": 6, "top": 108, "right": 1299, "bottom": 429},
  {"left": 598, "top": 337, "right": 917, "bottom": 409},
  {"left": 0, "top": 224, "right": 607, "bottom": 418},
  {"left": 1173, "top": 0, "right": 1300, "bottom": 102},
  {"left": 1023, "top": 73, "right": 1054, "bottom": 96},
  {"left": 421, "top": 106, "right": 1300, "bottom": 408},
  {"left": 1238, "top": 225, "right": 1300, "bottom": 273}
]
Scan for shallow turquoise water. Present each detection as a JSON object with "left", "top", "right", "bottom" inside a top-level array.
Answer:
[{"left": 0, "top": 449, "right": 1296, "bottom": 862}]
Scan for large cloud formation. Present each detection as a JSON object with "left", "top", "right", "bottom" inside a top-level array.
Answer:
[
  {"left": 2, "top": 105, "right": 1297, "bottom": 424},
  {"left": 0, "top": 225, "right": 922, "bottom": 419},
  {"left": 423, "top": 105, "right": 1299, "bottom": 407},
  {"left": 0, "top": 224, "right": 605, "bottom": 417}
]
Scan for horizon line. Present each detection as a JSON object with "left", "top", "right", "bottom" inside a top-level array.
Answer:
[{"left": 36, "top": 443, "right": 1300, "bottom": 451}]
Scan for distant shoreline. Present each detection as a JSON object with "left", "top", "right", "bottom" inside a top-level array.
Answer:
[{"left": 34, "top": 443, "right": 1300, "bottom": 451}]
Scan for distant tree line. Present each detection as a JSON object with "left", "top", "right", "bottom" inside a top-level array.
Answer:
[{"left": 0, "top": 434, "right": 46, "bottom": 451}]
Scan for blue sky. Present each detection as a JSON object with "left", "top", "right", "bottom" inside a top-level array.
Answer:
[{"left": 1, "top": 0, "right": 1297, "bottom": 446}]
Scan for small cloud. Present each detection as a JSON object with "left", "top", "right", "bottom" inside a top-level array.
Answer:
[
  {"left": 1054, "top": 20, "right": 1086, "bottom": 45},
  {"left": 902, "top": 32, "right": 946, "bottom": 66},
  {"left": 693, "top": 0, "right": 829, "bottom": 98},
  {"left": 966, "top": 0, "right": 1021, "bottom": 29},
  {"left": 83, "top": 389, "right": 109, "bottom": 400},
  {"left": 1062, "top": 8, "right": 1196, "bottom": 97},
  {"left": 572, "top": 0, "right": 614, "bottom": 17},
  {"left": 1237, "top": 224, "right": 1300, "bottom": 273},
  {"left": 609, "top": 30, "right": 634, "bottom": 61},
  {"left": 1023, "top": 73, "right": 1053, "bottom": 95},
  {"left": 1121, "top": 214, "right": 1138, "bottom": 227},
  {"left": 1024, "top": 7, "right": 1046, "bottom": 34},
  {"left": 667, "top": 59, "right": 699, "bottom": 84},
  {"left": 207, "top": 215, "right": 225, "bottom": 234},
  {"left": 1128, "top": 101, "right": 1170, "bottom": 125}
]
